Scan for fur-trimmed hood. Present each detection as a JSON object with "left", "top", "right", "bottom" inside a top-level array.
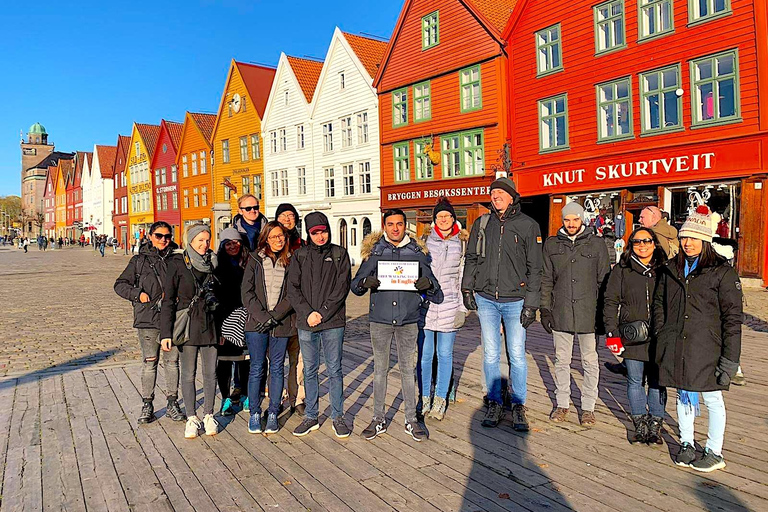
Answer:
[{"left": 360, "top": 231, "right": 428, "bottom": 261}]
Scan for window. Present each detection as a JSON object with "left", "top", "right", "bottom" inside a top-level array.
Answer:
[
  {"left": 284, "top": 90, "right": 289, "bottom": 106},
  {"left": 121, "top": 171, "right": 126, "bottom": 187},
  {"left": 359, "top": 162, "right": 372, "bottom": 194},
  {"left": 536, "top": 24, "right": 563, "bottom": 75},
  {"left": 357, "top": 112, "right": 369, "bottom": 143},
  {"left": 539, "top": 94, "right": 569, "bottom": 151},
  {"left": 161, "top": 194, "right": 168, "bottom": 211},
  {"left": 341, "top": 117, "right": 353, "bottom": 148},
  {"left": 250, "top": 134, "right": 260, "bottom": 159},
  {"left": 201, "top": 187, "right": 208, "bottom": 207},
  {"left": 191, "top": 152, "right": 198, "bottom": 175},
  {"left": 270, "top": 131, "right": 278, "bottom": 153},
  {"left": 597, "top": 77, "right": 633, "bottom": 141},
  {"left": 171, "top": 165, "right": 177, "bottom": 182},
  {"left": 172, "top": 193, "right": 177, "bottom": 210},
  {"left": 242, "top": 96, "right": 247, "bottom": 112},
  {"left": 296, "top": 125, "right": 304, "bottom": 150},
  {"left": 339, "top": 72, "right": 345, "bottom": 90},
  {"left": 222, "top": 140, "right": 230, "bottom": 163},
  {"left": 414, "top": 140, "right": 434, "bottom": 180},
  {"left": 393, "top": 143, "right": 410, "bottom": 182},
  {"left": 182, "top": 155, "right": 188, "bottom": 177},
  {"left": 122, "top": 196, "right": 127, "bottom": 213},
  {"left": 441, "top": 130, "right": 485, "bottom": 178},
  {"left": 279, "top": 129, "right": 287, "bottom": 152},
  {"left": 242, "top": 176, "right": 251, "bottom": 195},
  {"left": 157, "top": 193, "right": 162, "bottom": 210},
  {"left": 393, "top": 89, "right": 408, "bottom": 126},
  {"left": 199, "top": 152, "right": 206, "bottom": 174},
  {"left": 460, "top": 66, "right": 482, "bottom": 112},
  {"left": 193, "top": 187, "right": 199, "bottom": 207},
  {"left": 154, "top": 169, "right": 160, "bottom": 185},
  {"left": 271, "top": 171, "right": 279, "bottom": 197},
  {"left": 323, "top": 123, "right": 334, "bottom": 152},
  {"left": 223, "top": 178, "right": 231, "bottom": 201},
  {"left": 343, "top": 164, "right": 355, "bottom": 195},
  {"left": 441, "top": 135, "right": 460, "bottom": 177},
  {"left": 639, "top": 0, "right": 673, "bottom": 40},
  {"left": 324, "top": 168, "right": 336, "bottom": 197},
  {"left": 298, "top": 167, "right": 307, "bottom": 195},
  {"left": 161, "top": 168, "right": 167, "bottom": 185},
  {"left": 690, "top": 0, "right": 731, "bottom": 23},
  {"left": 595, "top": 0, "right": 626, "bottom": 54},
  {"left": 239, "top": 136, "right": 248, "bottom": 162},
  {"left": 640, "top": 65, "right": 682, "bottom": 133},
  {"left": 253, "top": 175, "right": 262, "bottom": 200},
  {"left": 414, "top": 82, "right": 431, "bottom": 121},
  {"left": 135, "top": 142, "right": 140, "bottom": 158},
  {"left": 691, "top": 50, "right": 740, "bottom": 126},
  {"left": 280, "top": 169, "right": 289, "bottom": 196},
  {"left": 422, "top": 11, "right": 439, "bottom": 49}
]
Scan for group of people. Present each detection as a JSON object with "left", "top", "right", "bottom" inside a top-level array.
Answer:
[{"left": 114, "top": 177, "right": 743, "bottom": 472}]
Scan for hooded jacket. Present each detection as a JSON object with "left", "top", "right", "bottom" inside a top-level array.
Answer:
[
  {"left": 424, "top": 225, "right": 468, "bottom": 332},
  {"left": 352, "top": 231, "right": 441, "bottom": 326},
  {"left": 233, "top": 212, "right": 269, "bottom": 251},
  {"left": 274, "top": 203, "right": 305, "bottom": 253},
  {"left": 651, "top": 218, "right": 679, "bottom": 259},
  {"left": 286, "top": 212, "right": 352, "bottom": 332},
  {"left": 114, "top": 241, "right": 179, "bottom": 329}
]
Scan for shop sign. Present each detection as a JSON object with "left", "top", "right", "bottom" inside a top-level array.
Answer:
[
  {"left": 386, "top": 185, "right": 491, "bottom": 203},
  {"left": 232, "top": 167, "right": 250, "bottom": 175},
  {"left": 157, "top": 185, "right": 177, "bottom": 193},
  {"left": 130, "top": 182, "right": 151, "bottom": 194}
]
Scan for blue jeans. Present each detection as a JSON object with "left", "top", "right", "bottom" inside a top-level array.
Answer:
[
  {"left": 476, "top": 294, "right": 527, "bottom": 405},
  {"left": 298, "top": 327, "right": 345, "bottom": 421},
  {"left": 677, "top": 390, "right": 726, "bottom": 455},
  {"left": 245, "top": 332, "right": 288, "bottom": 415},
  {"left": 421, "top": 330, "right": 456, "bottom": 400},
  {"left": 625, "top": 359, "right": 666, "bottom": 417}
]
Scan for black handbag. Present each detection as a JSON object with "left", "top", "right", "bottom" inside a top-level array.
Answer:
[{"left": 618, "top": 320, "right": 650, "bottom": 344}]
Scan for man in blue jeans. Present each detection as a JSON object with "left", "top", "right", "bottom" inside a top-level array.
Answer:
[
  {"left": 286, "top": 212, "right": 352, "bottom": 438},
  {"left": 461, "top": 177, "right": 543, "bottom": 430}
]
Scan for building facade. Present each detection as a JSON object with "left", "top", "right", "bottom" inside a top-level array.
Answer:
[
  {"left": 177, "top": 112, "right": 217, "bottom": 243},
  {"left": 86, "top": 145, "right": 117, "bottom": 240},
  {"left": 151, "top": 120, "right": 184, "bottom": 242},
  {"left": 55, "top": 160, "right": 70, "bottom": 238},
  {"left": 126, "top": 123, "right": 161, "bottom": 243},
  {"left": 20, "top": 122, "right": 55, "bottom": 235},
  {"left": 43, "top": 166, "right": 57, "bottom": 237},
  {"left": 112, "top": 135, "right": 131, "bottom": 247}
]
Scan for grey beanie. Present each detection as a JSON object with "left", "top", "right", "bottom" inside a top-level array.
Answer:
[
  {"left": 186, "top": 223, "right": 211, "bottom": 244},
  {"left": 561, "top": 202, "right": 585, "bottom": 222},
  {"left": 218, "top": 227, "right": 242, "bottom": 243}
]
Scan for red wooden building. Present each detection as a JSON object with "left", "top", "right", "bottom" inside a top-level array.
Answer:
[
  {"left": 112, "top": 134, "right": 131, "bottom": 247},
  {"left": 65, "top": 159, "right": 76, "bottom": 240},
  {"left": 150, "top": 120, "right": 184, "bottom": 242},
  {"left": 373, "top": 0, "right": 517, "bottom": 236},
  {"left": 43, "top": 166, "right": 57, "bottom": 237},
  {"left": 504, "top": 0, "right": 768, "bottom": 284}
]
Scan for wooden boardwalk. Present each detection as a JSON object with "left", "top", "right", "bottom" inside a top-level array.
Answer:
[{"left": 1, "top": 314, "right": 766, "bottom": 512}]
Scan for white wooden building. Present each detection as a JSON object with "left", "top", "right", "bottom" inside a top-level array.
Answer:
[{"left": 83, "top": 145, "right": 116, "bottom": 239}]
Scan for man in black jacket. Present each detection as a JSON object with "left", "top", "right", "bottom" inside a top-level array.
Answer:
[
  {"left": 352, "top": 209, "right": 441, "bottom": 442},
  {"left": 540, "top": 202, "right": 610, "bottom": 427},
  {"left": 462, "top": 177, "right": 542, "bottom": 430},
  {"left": 286, "top": 212, "right": 352, "bottom": 438},
  {"left": 114, "top": 221, "right": 186, "bottom": 424}
]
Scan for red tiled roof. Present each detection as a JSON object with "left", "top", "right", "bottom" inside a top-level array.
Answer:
[
  {"left": 286, "top": 56, "right": 324, "bottom": 103},
  {"left": 235, "top": 62, "right": 277, "bottom": 119},
  {"left": 164, "top": 121, "right": 184, "bottom": 151},
  {"left": 86, "top": 152, "right": 93, "bottom": 169},
  {"left": 190, "top": 113, "right": 216, "bottom": 144},
  {"left": 468, "top": 0, "right": 518, "bottom": 33},
  {"left": 343, "top": 32, "right": 388, "bottom": 79},
  {"left": 60, "top": 159, "right": 73, "bottom": 186},
  {"left": 75, "top": 151, "right": 87, "bottom": 175},
  {"left": 95, "top": 145, "right": 117, "bottom": 179},
  {"left": 136, "top": 123, "right": 161, "bottom": 160}
]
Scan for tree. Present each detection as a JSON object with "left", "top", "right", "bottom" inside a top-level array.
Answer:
[{"left": 33, "top": 211, "right": 45, "bottom": 235}]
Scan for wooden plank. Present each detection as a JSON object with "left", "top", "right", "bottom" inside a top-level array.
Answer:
[
  {"left": 0, "top": 379, "right": 17, "bottom": 502},
  {"left": 360, "top": 475, "right": 443, "bottom": 512}
]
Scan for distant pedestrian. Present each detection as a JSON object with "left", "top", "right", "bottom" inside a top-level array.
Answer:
[
  {"left": 99, "top": 235, "right": 106, "bottom": 257},
  {"left": 23, "top": 238, "right": 29, "bottom": 253}
]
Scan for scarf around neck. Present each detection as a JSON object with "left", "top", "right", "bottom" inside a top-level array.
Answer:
[{"left": 185, "top": 247, "right": 218, "bottom": 273}]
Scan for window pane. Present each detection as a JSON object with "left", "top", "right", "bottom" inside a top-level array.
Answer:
[
  {"left": 697, "top": 60, "right": 713, "bottom": 80},
  {"left": 718, "top": 78, "right": 735, "bottom": 117},
  {"left": 555, "top": 97, "right": 565, "bottom": 113},
  {"left": 717, "top": 54, "right": 734, "bottom": 76},
  {"left": 556, "top": 117, "right": 566, "bottom": 146},
  {"left": 698, "top": 82, "right": 714, "bottom": 121},
  {"left": 662, "top": 90, "right": 678, "bottom": 126},
  {"left": 551, "top": 44, "right": 561, "bottom": 69},
  {"left": 662, "top": 69, "right": 677, "bottom": 87},
  {"left": 647, "top": 94, "right": 661, "bottom": 129}
]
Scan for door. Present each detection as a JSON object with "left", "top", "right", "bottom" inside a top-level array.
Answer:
[
  {"left": 339, "top": 219, "right": 348, "bottom": 249},
  {"left": 737, "top": 178, "right": 765, "bottom": 277}
]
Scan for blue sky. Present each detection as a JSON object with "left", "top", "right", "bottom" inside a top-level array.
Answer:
[{"left": 0, "top": 0, "right": 402, "bottom": 196}]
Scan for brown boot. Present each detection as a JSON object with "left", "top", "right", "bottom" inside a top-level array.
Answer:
[{"left": 549, "top": 407, "right": 569, "bottom": 422}]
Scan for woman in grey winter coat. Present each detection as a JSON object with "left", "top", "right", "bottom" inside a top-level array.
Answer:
[{"left": 422, "top": 198, "right": 468, "bottom": 420}]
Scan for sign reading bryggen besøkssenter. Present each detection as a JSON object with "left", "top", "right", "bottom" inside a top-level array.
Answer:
[{"left": 381, "top": 176, "right": 494, "bottom": 209}]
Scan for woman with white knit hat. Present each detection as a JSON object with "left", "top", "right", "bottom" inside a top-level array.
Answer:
[{"left": 651, "top": 205, "right": 743, "bottom": 472}]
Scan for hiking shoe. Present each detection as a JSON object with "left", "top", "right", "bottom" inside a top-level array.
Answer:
[
  {"left": 646, "top": 415, "right": 664, "bottom": 445},
  {"left": 241, "top": 397, "right": 250, "bottom": 413},
  {"left": 549, "top": 407, "right": 569, "bottom": 423},
  {"left": 405, "top": 421, "right": 428, "bottom": 442},
  {"left": 511, "top": 404, "right": 530, "bottom": 432},
  {"left": 482, "top": 401, "right": 503, "bottom": 428},
  {"left": 185, "top": 416, "right": 202, "bottom": 439},
  {"left": 248, "top": 412, "right": 262, "bottom": 434},
  {"left": 220, "top": 398, "right": 235, "bottom": 416},
  {"left": 676, "top": 442, "right": 697, "bottom": 467},
  {"left": 421, "top": 395, "right": 432, "bottom": 416},
  {"left": 362, "top": 419, "right": 387, "bottom": 440},
  {"left": 691, "top": 449, "right": 726, "bottom": 473},
  {"left": 166, "top": 398, "right": 186, "bottom": 422},
  {"left": 264, "top": 412, "right": 279, "bottom": 434},
  {"left": 732, "top": 372, "right": 746, "bottom": 386},
  {"left": 630, "top": 414, "right": 649, "bottom": 444},
  {"left": 581, "top": 410, "right": 596, "bottom": 428},
  {"left": 138, "top": 400, "right": 155, "bottom": 424},
  {"left": 332, "top": 418, "right": 351, "bottom": 438},
  {"left": 429, "top": 397, "right": 447, "bottom": 421},
  {"left": 604, "top": 361, "right": 627, "bottom": 377},
  {"left": 292, "top": 418, "right": 319, "bottom": 437},
  {"left": 203, "top": 414, "right": 218, "bottom": 436}
]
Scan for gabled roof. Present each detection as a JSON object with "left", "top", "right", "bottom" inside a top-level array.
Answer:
[
  {"left": 236, "top": 61, "right": 277, "bottom": 118},
  {"left": 24, "top": 151, "right": 74, "bottom": 172},
  {"left": 44, "top": 166, "right": 57, "bottom": 198},
  {"left": 286, "top": 56, "right": 324, "bottom": 103},
  {"left": 342, "top": 32, "right": 388, "bottom": 79},
  {"left": 469, "top": 0, "right": 518, "bottom": 33},
  {"left": 74, "top": 151, "right": 90, "bottom": 187},
  {"left": 135, "top": 123, "right": 161, "bottom": 160},
  {"left": 190, "top": 113, "right": 216, "bottom": 144},
  {"left": 114, "top": 134, "right": 131, "bottom": 175},
  {"left": 164, "top": 120, "right": 184, "bottom": 151},
  {"left": 59, "top": 159, "right": 73, "bottom": 187},
  {"left": 95, "top": 145, "right": 117, "bottom": 179},
  {"left": 86, "top": 152, "right": 93, "bottom": 169}
]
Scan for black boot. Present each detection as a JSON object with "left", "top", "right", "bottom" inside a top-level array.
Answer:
[
  {"left": 138, "top": 400, "right": 155, "bottom": 424},
  {"left": 629, "top": 414, "right": 648, "bottom": 444},
  {"left": 166, "top": 396, "right": 187, "bottom": 422},
  {"left": 646, "top": 415, "right": 664, "bottom": 445}
]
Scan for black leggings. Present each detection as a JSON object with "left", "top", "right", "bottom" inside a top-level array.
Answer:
[
  {"left": 179, "top": 344, "right": 217, "bottom": 418},
  {"left": 216, "top": 360, "right": 250, "bottom": 399}
]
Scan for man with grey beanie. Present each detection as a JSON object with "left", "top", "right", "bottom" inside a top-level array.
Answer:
[{"left": 540, "top": 201, "right": 610, "bottom": 427}]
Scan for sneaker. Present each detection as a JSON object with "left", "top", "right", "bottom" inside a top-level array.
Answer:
[
  {"left": 203, "top": 414, "right": 218, "bottom": 436},
  {"left": 405, "top": 421, "right": 428, "bottom": 441},
  {"left": 731, "top": 372, "right": 747, "bottom": 386},
  {"left": 630, "top": 414, "right": 649, "bottom": 444},
  {"left": 549, "top": 407, "right": 569, "bottom": 423},
  {"left": 428, "top": 397, "right": 447, "bottom": 421},
  {"left": 675, "top": 442, "right": 697, "bottom": 467},
  {"left": 241, "top": 397, "right": 250, "bottom": 413},
  {"left": 185, "top": 416, "right": 202, "bottom": 439},
  {"left": 138, "top": 400, "right": 155, "bottom": 424},
  {"left": 511, "top": 404, "right": 530, "bottom": 432},
  {"left": 166, "top": 398, "right": 186, "bottom": 422},
  {"left": 362, "top": 419, "right": 387, "bottom": 440},
  {"left": 482, "top": 401, "right": 503, "bottom": 428},
  {"left": 421, "top": 396, "right": 432, "bottom": 416},
  {"left": 332, "top": 418, "right": 351, "bottom": 438},
  {"left": 646, "top": 415, "right": 664, "bottom": 445},
  {"left": 264, "top": 412, "right": 279, "bottom": 434},
  {"left": 580, "top": 410, "right": 596, "bottom": 428},
  {"left": 220, "top": 398, "right": 235, "bottom": 416},
  {"left": 603, "top": 361, "right": 628, "bottom": 377},
  {"left": 691, "top": 449, "right": 726, "bottom": 473},
  {"left": 293, "top": 418, "right": 319, "bottom": 437},
  {"left": 248, "top": 412, "right": 262, "bottom": 434}
]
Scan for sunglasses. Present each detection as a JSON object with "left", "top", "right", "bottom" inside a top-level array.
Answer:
[
  {"left": 153, "top": 233, "right": 173, "bottom": 241},
  {"left": 241, "top": 205, "right": 259, "bottom": 212},
  {"left": 631, "top": 238, "right": 654, "bottom": 246}
]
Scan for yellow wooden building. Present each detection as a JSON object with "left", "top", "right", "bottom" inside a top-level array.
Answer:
[
  {"left": 55, "top": 160, "right": 70, "bottom": 237},
  {"left": 125, "top": 123, "right": 161, "bottom": 241}
]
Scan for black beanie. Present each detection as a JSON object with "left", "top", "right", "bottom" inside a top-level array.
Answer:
[
  {"left": 304, "top": 211, "right": 330, "bottom": 237},
  {"left": 432, "top": 197, "right": 456, "bottom": 223},
  {"left": 489, "top": 177, "right": 518, "bottom": 198},
  {"left": 274, "top": 203, "right": 299, "bottom": 221}
]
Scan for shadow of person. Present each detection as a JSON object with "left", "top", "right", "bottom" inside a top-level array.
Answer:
[{"left": 693, "top": 479, "right": 755, "bottom": 512}]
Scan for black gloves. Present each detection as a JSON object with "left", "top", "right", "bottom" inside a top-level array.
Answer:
[
  {"left": 361, "top": 277, "right": 380, "bottom": 290},
  {"left": 462, "top": 290, "right": 477, "bottom": 311},
  {"left": 414, "top": 277, "right": 432, "bottom": 292},
  {"left": 715, "top": 356, "right": 739, "bottom": 386},
  {"left": 520, "top": 306, "right": 537, "bottom": 330},
  {"left": 539, "top": 308, "right": 554, "bottom": 334}
]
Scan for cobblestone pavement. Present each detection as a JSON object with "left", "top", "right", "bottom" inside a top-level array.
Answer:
[{"left": 2, "top": 243, "right": 767, "bottom": 376}]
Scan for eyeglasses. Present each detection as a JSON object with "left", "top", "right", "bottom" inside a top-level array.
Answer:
[
  {"left": 278, "top": 212, "right": 295, "bottom": 220},
  {"left": 241, "top": 205, "right": 259, "bottom": 212},
  {"left": 268, "top": 234, "right": 286, "bottom": 242},
  {"left": 630, "top": 238, "right": 654, "bottom": 246},
  {"left": 153, "top": 233, "right": 173, "bottom": 241}
]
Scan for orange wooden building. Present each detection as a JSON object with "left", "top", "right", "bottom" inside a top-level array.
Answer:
[
  {"left": 504, "top": 0, "right": 768, "bottom": 284},
  {"left": 374, "top": 0, "right": 517, "bottom": 236},
  {"left": 177, "top": 112, "right": 216, "bottom": 242}
]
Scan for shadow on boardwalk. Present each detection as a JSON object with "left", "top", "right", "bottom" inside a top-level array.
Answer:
[{"left": 0, "top": 349, "right": 119, "bottom": 390}]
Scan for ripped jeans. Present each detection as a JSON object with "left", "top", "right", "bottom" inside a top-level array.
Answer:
[{"left": 138, "top": 328, "right": 180, "bottom": 400}]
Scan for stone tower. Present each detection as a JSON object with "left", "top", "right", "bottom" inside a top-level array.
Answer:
[{"left": 20, "top": 122, "right": 55, "bottom": 233}]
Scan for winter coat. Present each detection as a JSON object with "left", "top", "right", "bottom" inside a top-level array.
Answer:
[
  {"left": 540, "top": 227, "right": 610, "bottom": 334},
  {"left": 351, "top": 232, "right": 441, "bottom": 326},
  {"left": 114, "top": 242, "right": 178, "bottom": 329},
  {"left": 462, "top": 202, "right": 543, "bottom": 307},
  {"left": 651, "top": 219, "right": 679, "bottom": 259},
  {"left": 233, "top": 212, "right": 269, "bottom": 251},
  {"left": 603, "top": 233, "right": 617, "bottom": 265},
  {"left": 424, "top": 226, "right": 468, "bottom": 332},
  {"left": 242, "top": 253, "right": 296, "bottom": 338},
  {"left": 652, "top": 257, "right": 742, "bottom": 392},
  {"left": 603, "top": 257, "right": 658, "bottom": 362}
]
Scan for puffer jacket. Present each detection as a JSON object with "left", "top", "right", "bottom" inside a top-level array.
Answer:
[
  {"left": 242, "top": 253, "right": 296, "bottom": 338},
  {"left": 424, "top": 225, "right": 468, "bottom": 332},
  {"left": 652, "top": 257, "right": 742, "bottom": 392},
  {"left": 540, "top": 227, "right": 610, "bottom": 334},
  {"left": 352, "top": 232, "right": 441, "bottom": 326},
  {"left": 114, "top": 241, "right": 178, "bottom": 329}
]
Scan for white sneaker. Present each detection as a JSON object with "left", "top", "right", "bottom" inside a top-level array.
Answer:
[
  {"left": 185, "top": 416, "right": 202, "bottom": 439},
  {"left": 203, "top": 414, "right": 218, "bottom": 436}
]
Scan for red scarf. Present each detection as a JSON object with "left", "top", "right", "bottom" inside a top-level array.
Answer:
[{"left": 435, "top": 223, "right": 460, "bottom": 240}]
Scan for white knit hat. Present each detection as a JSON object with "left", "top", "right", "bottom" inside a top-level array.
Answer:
[{"left": 679, "top": 205, "right": 713, "bottom": 243}]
